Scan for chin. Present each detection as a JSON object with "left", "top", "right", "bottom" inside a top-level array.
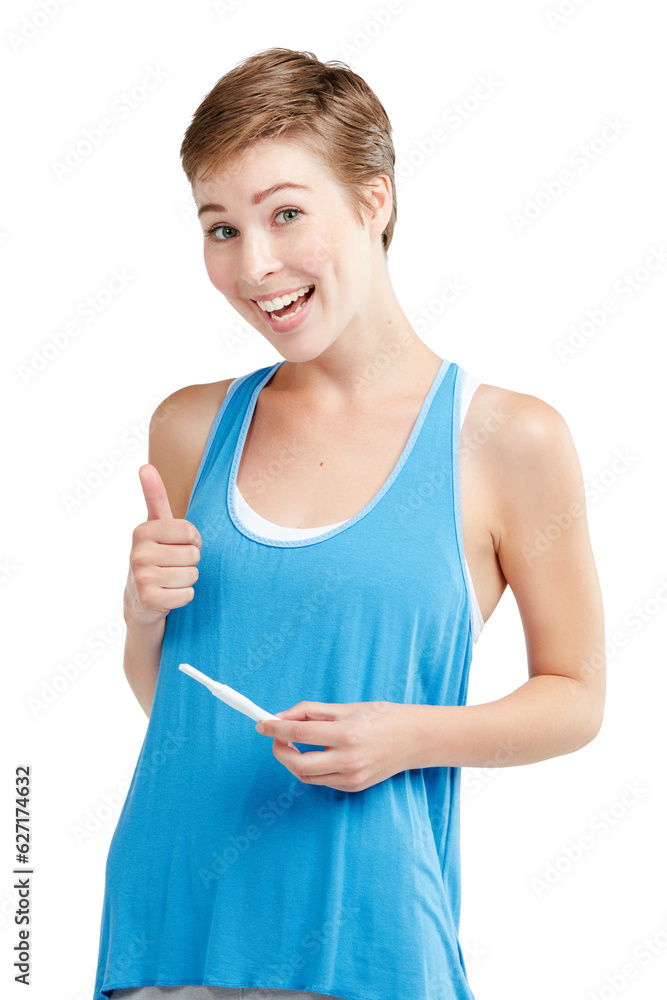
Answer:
[{"left": 280, "top": 343, "right": 335, "bottom": 365}]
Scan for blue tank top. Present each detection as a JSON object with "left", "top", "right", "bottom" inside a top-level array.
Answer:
[{"left": 93, "top": 357, "right": 477, "bottom": 1000}]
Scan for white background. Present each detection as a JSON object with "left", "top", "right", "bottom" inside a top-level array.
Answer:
[{"left": 3, "top": 1, "right": 666, "bottom": 998}]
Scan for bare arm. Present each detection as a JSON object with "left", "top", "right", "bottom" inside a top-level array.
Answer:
[
  {"left": 122, "top": 576, "right": 167, "bottom": 718},
  {"left": 408, "top": 389, "right": 606, "bottom": 768},
  {"left": 122, "top": 379, "right": 235, "bottom": 717}
]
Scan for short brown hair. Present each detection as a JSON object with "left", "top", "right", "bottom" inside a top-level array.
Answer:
[{"left": 180, "top": 47, "right": 397, "bottom": 253}]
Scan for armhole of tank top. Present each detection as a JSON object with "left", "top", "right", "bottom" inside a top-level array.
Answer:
[
  {"left": 453, "top": 366, "right": 485, "bottom": 646},
  {"left": 185, "top": 374, "right": 246, "bottom": 517}
]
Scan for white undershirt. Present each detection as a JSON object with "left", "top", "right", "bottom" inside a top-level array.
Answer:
[{"left": 232, "top": 368, "right": 484, "bottom": 643}]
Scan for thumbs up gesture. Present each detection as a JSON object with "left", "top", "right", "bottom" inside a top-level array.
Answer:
[{"left": 125, "top": 464, "right": 202, "bottom": 625}]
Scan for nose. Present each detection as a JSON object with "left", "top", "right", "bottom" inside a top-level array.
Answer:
[{"left": 238, "top": 228, "right": 281, "bottom": 288}]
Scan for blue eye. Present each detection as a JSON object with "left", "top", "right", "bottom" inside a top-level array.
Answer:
[
  {"left": 206, "top": 224, "right": 236, "bottom": 241},
  {"left": 204, "top": 207, "right": 302, "bottom": 243},
  {"left": 276, "top": 208, "right": 300, "bottom": 223}
]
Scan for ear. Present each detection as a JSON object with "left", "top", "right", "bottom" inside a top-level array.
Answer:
[{"left": 362, "top": 175, "right": 393, "bottom": 240}]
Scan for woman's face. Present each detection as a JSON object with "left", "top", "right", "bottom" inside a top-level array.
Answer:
[{"left": 193, "top": 137, "right": 380, "bottom": 361}]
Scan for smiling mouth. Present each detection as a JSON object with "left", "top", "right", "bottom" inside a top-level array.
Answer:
[{"left": 255, "top": 285, "right": 315, "bottom": 321}]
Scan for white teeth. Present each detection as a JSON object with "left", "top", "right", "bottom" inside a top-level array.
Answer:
[
  {"left": 271, "top": 297, "right": 308, "bottom": 322},
  {"left": 257, "top": 285, "right": 313, "bottom": 312}
]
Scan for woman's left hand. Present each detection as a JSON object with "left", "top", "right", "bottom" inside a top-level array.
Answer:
[{"left": 255, "top": 701, "right": 416, "bottom": 792}]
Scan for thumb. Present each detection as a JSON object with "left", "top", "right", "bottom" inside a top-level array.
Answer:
[{"left": 139, "top": 464, "right": 174, "bottom": 521}]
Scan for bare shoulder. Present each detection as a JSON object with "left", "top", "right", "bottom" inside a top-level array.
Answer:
[
  {"left": 147, "top": 376, "right": 237, "bottom": 519},
  {"left": 463, "top": 381, "right": 585, "bottom": 541},
  {"left": 464, "top": 381, "right": 576, "bottom": 454}
]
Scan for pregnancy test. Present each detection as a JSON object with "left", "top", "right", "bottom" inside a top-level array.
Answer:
[{"left": 178, "top": 663, "right": 302, "bottom": 753}]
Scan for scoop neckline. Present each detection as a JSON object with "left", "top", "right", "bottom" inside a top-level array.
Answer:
[
  {"left": 235, "top": 482, "right": 347, "bottom": 536},
  {"left": 227, "top": 357, "right": 450, "bottom": 548}
]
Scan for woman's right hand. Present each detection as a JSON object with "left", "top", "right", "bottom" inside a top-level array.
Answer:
[{"left": 124, "top": 464, "right": 202, "bottom": 626}]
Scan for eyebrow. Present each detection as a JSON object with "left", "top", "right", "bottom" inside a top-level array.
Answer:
[{"left": 197, "top": 182, "right": 312, "bottom": 218}]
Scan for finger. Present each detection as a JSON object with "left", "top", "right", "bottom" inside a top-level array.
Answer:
[
  {"left": 273, "top": 743, "right": 342, "bottom": 777},
  {"left": 149, "top": 542, "right": 201, "bottom": 568},
  {"left": 151, "top": 566, "right": 199, "bottom": 589},
  {"left": 139, "top": 464, "right": 173, "bottom": 521},
  {"left": 273, "top": 702, "right": 342, "bottom": 721},
  {"left": 258, "top": 717, "right": 337, "bottom": 746},
  {"left": 135, "top": 519, "right": 201, "bottom": 547}
]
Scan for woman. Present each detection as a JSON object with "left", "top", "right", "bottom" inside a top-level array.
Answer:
[{"left": 93, "top": 47, "right": 606, "bottom": 1000}]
